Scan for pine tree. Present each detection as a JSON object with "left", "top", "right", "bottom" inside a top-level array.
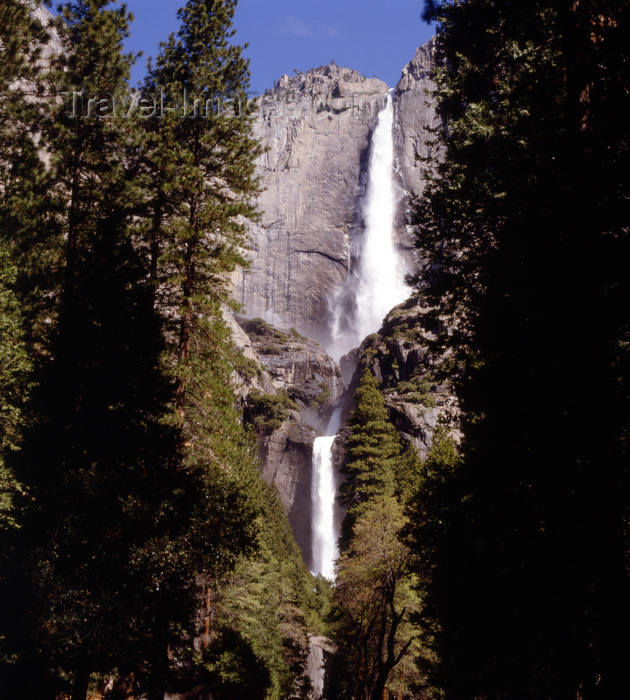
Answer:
[
  {"left": 131, "top": 3, "right": 273, "bottom": 695},
  {"left": 203, "top": 483, "right": 315, "bottom": 699},
  {"left": 0, "top": 4, "right": 200, "bottom": 698},
  {"left": 0, "top": 1, "right": 50, "bottom": 168},
  {"left": 43, "top": 0, "right": 137, "bottom": 297},
  {"left": 0, "top": 243, "right": 32, "bottom": 532},
  {"left": 330, "top": 370, "right": 430, "bottom": 698},
  {"left": 143, "top": 0, "right": 261, "bottom": 388},
  {"left": 339, "top": 370, "right": 402, "bottom": 541},
  {"left": 0, "top": 1, "right": 60, "bottom": 501}
]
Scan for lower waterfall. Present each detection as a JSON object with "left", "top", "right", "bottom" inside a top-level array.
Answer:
[{"left": 311, "top": 408, "right": 342, "bottom": 579}]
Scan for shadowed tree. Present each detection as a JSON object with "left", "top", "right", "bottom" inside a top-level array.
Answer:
[{"left": 408, "top": 1, "right": 630, "bottom": 697}]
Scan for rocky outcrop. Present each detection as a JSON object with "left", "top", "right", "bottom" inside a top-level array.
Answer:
[
  {"left": 394, "top": 38, "right": 439, "bottom": 201},
  {"left": 348, "top": 297, "right": 459, "bottom": 459},
  {"left": 307, "top": 635, "right": 336, "bottom": 699},
  {"left": 257, "top": 417, "right": 317, "bottom": 560},
  {"left": 229, "top": 313, "right": 344, "bottom": 566},
  {"left": 237, "top": 316, "right": 343, "bottom": 427},
  {"left": 224, "top": 310, "right": 277, "bottom": 400},
  {"left": 227, "top": 43, "right": 439, "bottom": 562}
]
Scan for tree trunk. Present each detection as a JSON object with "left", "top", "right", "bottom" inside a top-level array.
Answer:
[
  {"left": 71, "top": 668, "right": 90, "bottom": 700},
  {"left": 370, "top": 674, "right": 387, "bottom": 700},
  {"left": 149, "top": 189, "right": 165, "bottom": 306},
  {"left": 175, "top": 201, "right": 198, "bottom": 410}
]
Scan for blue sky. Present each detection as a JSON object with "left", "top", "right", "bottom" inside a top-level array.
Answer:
[{"left": 123, "top": 0, "right": 434, "bottom": 93}]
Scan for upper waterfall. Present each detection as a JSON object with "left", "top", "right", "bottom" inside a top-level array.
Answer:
[{"left": 330, "top": 90, "right": 410, "bottom": 359}]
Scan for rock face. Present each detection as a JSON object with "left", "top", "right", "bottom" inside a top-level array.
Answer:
[
  {"left": 232, "top": 45, "right": 436, "bottom": 346},
  {"left": 394, "top": 38, "right": 439, "bottom": 201},
  {"left": 307, "top": 635, "right": 336, "bottom": 700},
  {"left": 237, "top": 317, "right": 343, "bottom": 425},
  {"left": 229, "top": 314, "right": 344, "bottom": 565},
  {"left": 232, "top": 65, "right": 389, "bottom": 345},
  {"left": 256, "top": 416, "right": 317, "bottom": 559},
  {"left": 228, "top": 44, "right": 439, "bottom": 564},
  {"left": 348, "top": 297, "right": 459, "bottom": 460}
]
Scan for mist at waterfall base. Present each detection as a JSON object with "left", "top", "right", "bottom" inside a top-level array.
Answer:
[
  {"left": 329, "top": 90, "right": 410, "bottom": 361},
  {"left": 309, "top": 93, "right": 410, "bottom": 581}
]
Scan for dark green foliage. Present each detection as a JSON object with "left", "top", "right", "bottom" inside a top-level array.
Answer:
[
  {"left": 142, "top": 0, "right": 261, "bottom": 375},
  {"left": 0, "top": 243, "right": 32, "bottom": 531},
  {"left": 311, "top": 381, "right": 331, "bottom": 409},
  {"left": 203, "top": 482, "right": 318, "bottom": 699},
  {"left": 245, "top": 389, "right": 299, "bottom": 434},
  {"left": 409, "top": 1, "right": 630, "bottom": 697},
  {"left": 0, "top": 2, "right": 316, "bottom": 699},
  {"left": 239, "top": 317, "right": 294, "bottom": 356},
  {"left": 233, "top": 353, "right": 263, "bottom": 382},
  {"left": 239, "top": 316, "right": 291, "bottom": 341},
  {"left": 0, "top": 216, "right": 194, "bottom": 698},
  {"left": 331, "top": 370, "right": 427, "bottom": 697},
  {"left": 0, "top": 0, "right": 60, "bottom": 414},
  {"left": 0, "top": 1, "right": 50, "bottom": 162},
  {"left": 330, "top": 497, "right": 424, "bottom": 700},
  {"left": 203, "top": 627, "right": 272, "bottom": 699},
  {"left": 340, "top": 370, "right": 402, "bottom": 527}
]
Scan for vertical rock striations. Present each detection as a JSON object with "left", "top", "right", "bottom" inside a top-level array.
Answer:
[
  {"left": 393, "top": 37, "right": 438, "bottom": 202},
  {"left": 232, "top": 66, "right": 389, "bottom": 344},
  {"left": 234, "top": 42, "right": 437, "bottom": 351},
  {"left": 229, "top": 313, "right": 344, "bottom": 566},
  {"left": 229, "top": 43, "right": 439, "bottom": 563}
]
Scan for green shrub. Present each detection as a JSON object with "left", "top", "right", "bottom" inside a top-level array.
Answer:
[
  {"left": 240, "top": 317, "right": 290, "bottom": 342},
  {"left": 246, "top": 390, "right": 299, "bottom": 434},
  {"left": 311, "top": 381, "right": 331, "bottom": 409}
]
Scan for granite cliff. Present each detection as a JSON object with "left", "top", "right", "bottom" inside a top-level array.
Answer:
[
  {"left": 231, "top": 41, "right": 440, "bottom": 568},
  {"left": 347, "top": 298, "right": 459, "bottom": 460},
  {"left": 229, "top": 312, "right": 343, "bottom": 566},
  {"left": 232, "top": 41, "right": 436, "bottom": 347}
]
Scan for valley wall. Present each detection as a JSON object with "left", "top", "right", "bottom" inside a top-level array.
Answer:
[
  {"left": 232, "top": 40, "right": 446, "bottom": 568},
  {"left": 232, "top": 41, "right": 437, "bottom": 347}
]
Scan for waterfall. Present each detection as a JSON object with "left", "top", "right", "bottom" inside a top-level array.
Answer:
[
  {"left": 310, "top": 91, "right": 408, "bottom": 579},
  {"left": 330, "top": 90, "right": 409, "bottom": 359},
  {"left": 311, "top": 408, "right": 342, "bottom": 579}
]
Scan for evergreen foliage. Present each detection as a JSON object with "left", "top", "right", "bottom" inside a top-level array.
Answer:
[
  {"left": 0, "top": 1, "right": 319, "bottom": 698},
  {"left": 0, "top": 243, "right": 32, "bottom": 532},
  {"left": 340, "top": 371, "right": 402, "bottom": 525},
  {"left": 204, "top": 484, "right": 316, "bottom": 699},
  {"left": 0, "top": 1, "right": 50, "bottom": 165},
  {"left": 0, "top": 1, "right": 58, "bottom": 524},
  {"left": 244, "top": 389, "right": 300, "bottom": 434},
  {"left": 409, "top": 1, "right": 630, "bottom": 697},
  {"left": 331, "top": 369, "right": 427, "bottom": 697},
  {"left": 329, "top": 495, "right": 424, "bottom": 700},
  {"left": 141, "top": 0, "right": 261, "bottom": 380}
]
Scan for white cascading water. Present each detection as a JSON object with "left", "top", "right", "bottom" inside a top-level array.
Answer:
[
  {"left": 311, "top": 408, "right": 342, "bottom": 579},
  {"left": 330, "top": 90, "right": 409, "bottom": 359},
  {"left": 310, "top": 91, "right": 409, "bottom": 582}
]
